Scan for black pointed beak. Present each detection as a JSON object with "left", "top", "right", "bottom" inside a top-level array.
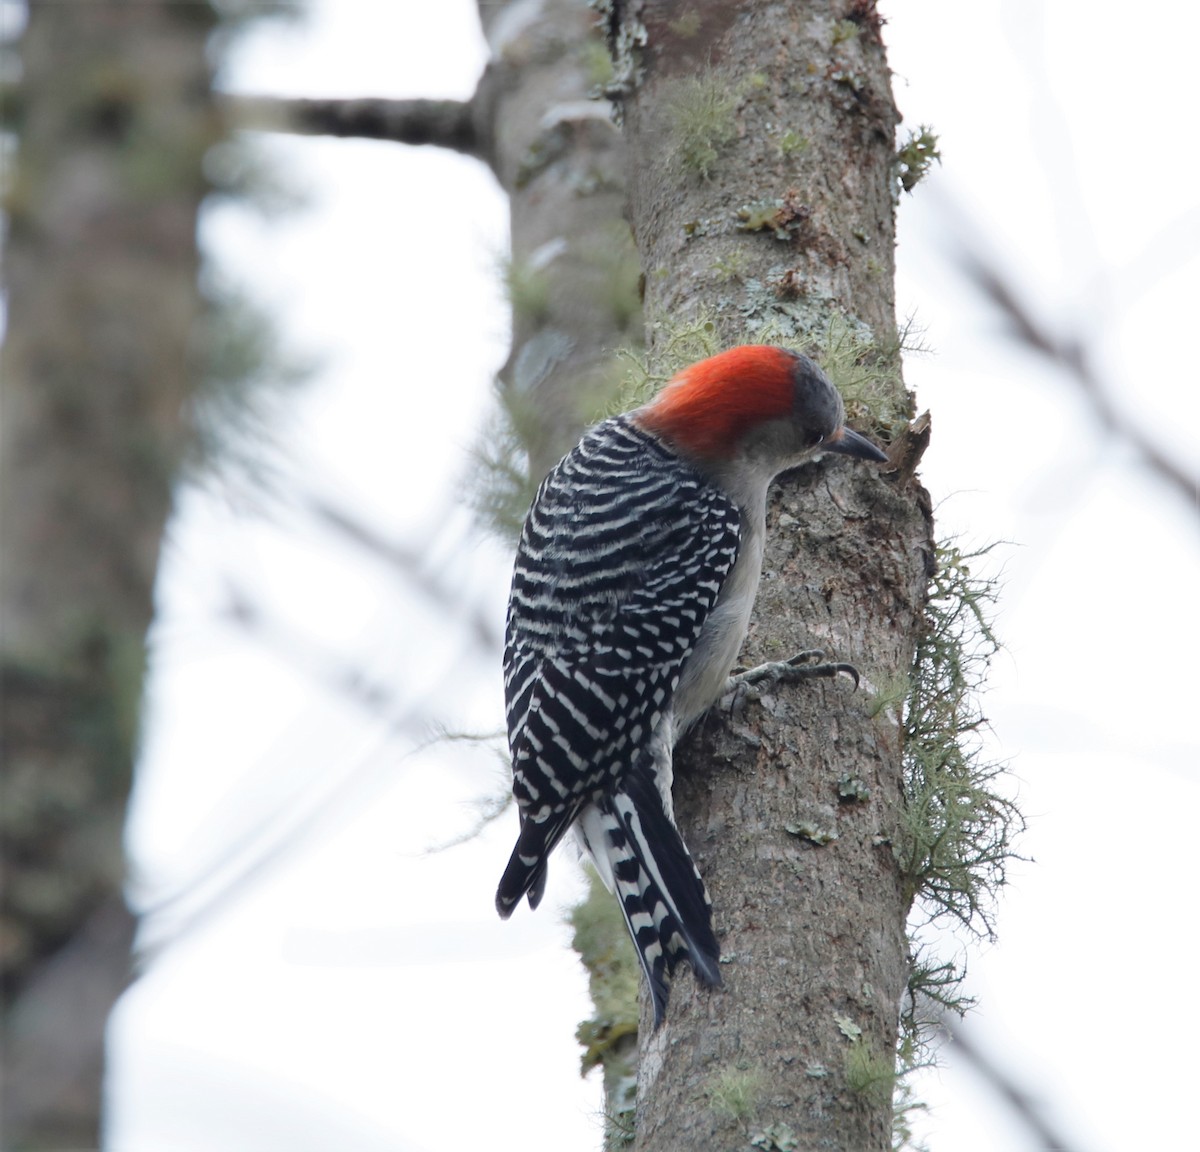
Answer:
[{"left": 824, "top": 425, "right": 888, "bottom": 463}]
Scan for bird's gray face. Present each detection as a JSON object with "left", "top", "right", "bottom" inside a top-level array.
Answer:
[
  {"left": 728, "top": 351, "right": 842, "bottom": 467},
  {"left": 788, "top": 351, "right": 888, "bottom": 464},
  {"left": 788, "top": 352, "right": 846, "bottom": 447}
]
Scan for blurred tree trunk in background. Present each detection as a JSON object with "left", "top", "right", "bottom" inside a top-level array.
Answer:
[
  {"left": 0, "top": 2, "right": 215, "bottom": 1146},
  {"left": 469, "top": 0, "right": 642, "bottom": 518},
  {"left": 468, "top": 0, "right": 645, "bottom": 1127}
]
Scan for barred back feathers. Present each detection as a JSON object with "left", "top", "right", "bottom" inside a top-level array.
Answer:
[{"left": 496, "top": 416, "right": 738, "bottom": 1025}]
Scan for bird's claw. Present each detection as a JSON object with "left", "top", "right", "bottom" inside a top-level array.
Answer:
[{"left": 726, "top": 649, "right": 861, "bottom": 695}]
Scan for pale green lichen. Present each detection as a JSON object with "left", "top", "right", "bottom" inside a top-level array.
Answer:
[
  {"left": 831, "top": 18, "right": 861, "bottom": 45},
  {"left": 892, "top": 538, "right": 1022, "bottom": 1135},
  {"left": 736, "top": 196, "right": 810, "bottom": 241},
  {"left": 707, "top": 1064, "right": 766, "bottom": 1123},
  {"left": 814, "top": 313, "right": 923, "bottom": 439},
  {"left": 579, "top": 224, "right": 643, "bottom": 332},
  {"left": 785, "top": 818, "right": 838, "bottom": 845},
  {"left": 778, "top": 129, "right": 809, "bottom": 157},
  {"left": 838, "top": 774, "right": 870, "bottom": 802},
  {"left": 502, "top": 255, "right": 553, "bottom": 328},
  {"left": 467, "top": 376, "right": 545, "bottom": 541},
  {"left": 896, "top": 126, "right": 941, "bottom": 193},
  {"left": 844, "top": 1039, "right": 895, "bottom": 1109},
  {"left": 598, "top": 311, "right": 723, "bottom": 416},
  {"left": 710, "top": 246, "right": 752, "bottom": 283},
  {"left": 662, "top": 68, "right": 739, "bottom": 181},
  {"left": 578, "top": 36, "right": 615, "bottom": 89},
  {"left": 667, "top": 9, "right": 701, "bottom": 37},
  {"left": 901, "top": 542, "right": 1022, "bottom": 937},
  {"left": 891, "top": 1076, "right": 932, "bottom": 1152},
  {"left": 835, "top": 1014, "right": 863, "bottom": 1042},
  {"left": 750, "top": 1122, "right": 800, "bottom": 1151}
]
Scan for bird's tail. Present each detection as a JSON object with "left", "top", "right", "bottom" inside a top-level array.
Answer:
[
  {"left": 586, "top": 768, "right": 722, "bottom": 1028},
  {"left": 495, "top": 808, "right": 570, "bottom": 918}
]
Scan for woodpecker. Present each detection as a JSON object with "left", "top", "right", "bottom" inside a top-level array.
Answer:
[{"left": 495, "top": 344, "right": 886, "bottom": 1026}]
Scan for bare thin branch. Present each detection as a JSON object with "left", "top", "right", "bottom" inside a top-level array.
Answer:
[
  {"left": 941, "top": 1013, "right": 1090, "bottom": 1152},
  {"left": 222, "top": 93, "right": 484, "bottom": 158},
  {"left": 299, "top": 491, "right": 503, "bottom": 653},
  {"left": 966, "top": 255, "right": 1200, "bottom": 519},
  {"left": 133, "top": 595, "right": 494, "bottom": 963}
]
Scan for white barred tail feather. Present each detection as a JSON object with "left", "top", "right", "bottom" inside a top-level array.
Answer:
[
  {"left": 591, "top": 767, "right": 722, "bottom": 1027},
  {"left": 496, "top": 763, "right": 722, "bottom": 1028}
]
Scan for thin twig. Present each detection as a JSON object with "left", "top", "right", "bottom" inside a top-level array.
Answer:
[
  {"left": 965, "top": 255, "right": 1200, "bottom": 519},
  {"left": 940, "top": 1012, "right": 1089, "bottom": 1152},
  {"left": 300, "top": 490, "right": 503, "bottom": 653}
]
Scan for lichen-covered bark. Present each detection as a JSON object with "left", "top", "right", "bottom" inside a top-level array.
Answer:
[
  {"left": 0, "top": 3, "right": 215, "bottom": 1145},
  {"left": 616, "top": 0, "right": 901, "bottom": 341},
  {"left": 607, "top": 3, "right": 935, "bottom": 1149}
]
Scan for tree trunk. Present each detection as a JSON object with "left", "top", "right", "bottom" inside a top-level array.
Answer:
[
  {"left": 606, "top": 3, "right": 935, "bottom": 1149},
  {"left": 0, "top": 3, "right": 214, "bottom": 1146}
]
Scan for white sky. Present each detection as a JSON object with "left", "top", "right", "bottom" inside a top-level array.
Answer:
[{"left": 109, "top": 2, "right": 1200, "bottom": 1150}]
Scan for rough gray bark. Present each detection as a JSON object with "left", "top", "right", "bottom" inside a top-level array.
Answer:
[
  {"left": 0, "top": 3, "right": 215, "bottom": 1146},
  {"left": 605, "top": 3, "right": 935, "bottom": 1149}
]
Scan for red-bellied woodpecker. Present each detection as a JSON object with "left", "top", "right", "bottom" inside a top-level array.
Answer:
[{"left": 495, "top": 344, "right": 886, "bottom": 1026}]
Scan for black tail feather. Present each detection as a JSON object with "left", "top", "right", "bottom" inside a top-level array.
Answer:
[{"left": 495, "top": 807, "right": 574, "bottom": 918}]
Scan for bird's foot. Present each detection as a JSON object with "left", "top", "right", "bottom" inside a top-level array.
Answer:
[{"left": 722, "top": 649, "right": 860, "bottom": 709}]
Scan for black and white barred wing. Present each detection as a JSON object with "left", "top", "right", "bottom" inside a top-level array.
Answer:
[{"left": 496, "top": 417, "right": 740, "bottom": 917}]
